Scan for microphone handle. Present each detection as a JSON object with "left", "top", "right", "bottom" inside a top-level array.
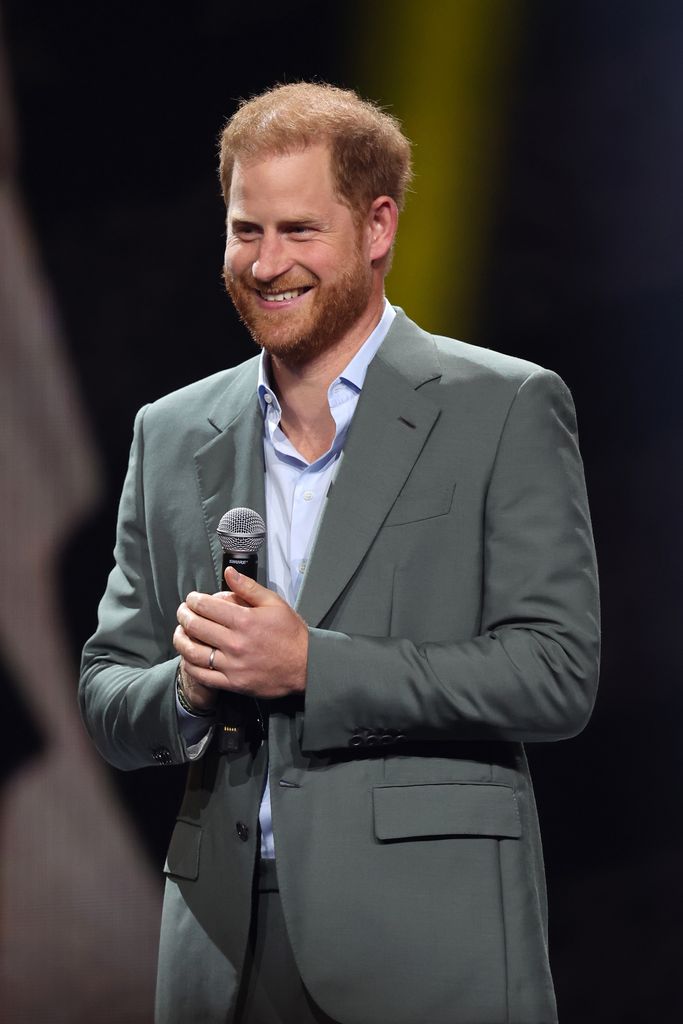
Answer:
[
  {"left": 221, "top": 551, "right": 258, "bottom": 590},
  {"left": 218, "top": 550, "right": 259, "bottom": 754}
]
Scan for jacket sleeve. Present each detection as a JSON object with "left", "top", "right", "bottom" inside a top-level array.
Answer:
[
  {"left": 79, "top": 405, "right": 188, "bottom": 770},
  {"left": 300, "top": 369, "right": 600, "bottom": 752}
]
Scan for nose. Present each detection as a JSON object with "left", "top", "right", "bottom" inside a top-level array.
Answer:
[{"left": 251, "top": 233, "right": 293, "bottom": 284}]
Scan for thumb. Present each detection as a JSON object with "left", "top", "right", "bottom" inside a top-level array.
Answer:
[{"left": 224, "top": 566, "right": 280, "bottom": 606}]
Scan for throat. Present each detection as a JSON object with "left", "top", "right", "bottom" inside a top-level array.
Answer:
[
  {"left": 279, "top": 409, "right": 336, "bottom": 464},
  {"left": 270, "top": 358, "right": 340, "bottom": 462}
]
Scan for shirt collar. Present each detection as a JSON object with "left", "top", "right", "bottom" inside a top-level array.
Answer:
[{"left": 257, "top": 298, "right": 395, "bottom": 414}]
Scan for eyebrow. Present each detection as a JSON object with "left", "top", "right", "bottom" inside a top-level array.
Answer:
[
  {"left": 230, "top": 218, "right": 259, "bottom": 231},
  {"left": 230, "top": 214, "right": 326, "bottom": 231}
]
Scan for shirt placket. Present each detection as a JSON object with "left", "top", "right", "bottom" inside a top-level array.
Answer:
[{"left": 290, "top": 465, "right": 320, "bottom": 599}]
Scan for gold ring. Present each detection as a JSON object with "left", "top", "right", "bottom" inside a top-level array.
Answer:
[{"left": 208, "top": 647, "right": 216, "bottom": 670}]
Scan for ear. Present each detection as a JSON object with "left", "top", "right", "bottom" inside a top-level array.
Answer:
[{"left": 367, "top": 196, "right": 399, "bottom": 263}]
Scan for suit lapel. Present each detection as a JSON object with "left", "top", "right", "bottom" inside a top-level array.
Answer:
[
  {"left": 193, "top": 361, "right": 267, "bottom": 590},
  {"left": 296, "top": 310, "right": 442, "bottom": 627}
]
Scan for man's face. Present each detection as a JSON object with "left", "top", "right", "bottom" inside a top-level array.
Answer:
[{"left": 223, "top": 144, "right": 374, "bottom": 366}]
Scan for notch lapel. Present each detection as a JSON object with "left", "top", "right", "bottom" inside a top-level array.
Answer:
[
  {"left": 296, "top": 312, "right": 442, "bottom": 627},
  {"left": 193, "top": 364, "right": 267, "bottom": 590}
]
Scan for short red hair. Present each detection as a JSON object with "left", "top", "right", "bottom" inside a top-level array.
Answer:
[{"left": 219, "top": 82, "right": 412, "bottom": 220}]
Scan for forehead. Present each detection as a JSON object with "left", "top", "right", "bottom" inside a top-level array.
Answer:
[{"left": 228, "top": 144, "right": 341, "bottom": 216}]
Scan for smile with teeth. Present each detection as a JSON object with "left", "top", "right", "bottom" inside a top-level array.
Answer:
[{"left": 259, "top": 286, "right": 312, "bottom": 302}]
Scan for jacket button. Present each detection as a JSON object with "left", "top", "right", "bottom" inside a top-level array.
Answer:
[
  {"left": 349, "top": 734, "right": 364, "bottom": 747},
  {"left": 365, "top": 733, "right": 379, "bottom": 746},
  {"left": 236, "top": 821, "right": 249, "bottom": 842}
]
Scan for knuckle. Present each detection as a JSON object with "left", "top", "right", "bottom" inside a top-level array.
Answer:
[
  {"left": 240, "top": 605, "right": 255, "bottom": 627},
  {"left": 173, "top": 624, "right": 187, "bottom": 648},
  {"left": 228, "top": 634, "right": 246, "bottom": 658},
  {"left": 184, "top": 610, "right": 201, "bottom": 636}
]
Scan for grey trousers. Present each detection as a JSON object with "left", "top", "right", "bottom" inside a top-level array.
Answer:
[{"left": 233, "top": 859, "right": 341, "bottom": 1024}]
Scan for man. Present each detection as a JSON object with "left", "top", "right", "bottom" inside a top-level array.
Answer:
[{"left": 80, "top": 82, "right": 599, "bottom": 1024}]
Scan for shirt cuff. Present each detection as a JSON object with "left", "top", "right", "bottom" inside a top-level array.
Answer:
[{"left": 176, "top": 691, "right": 215, "bottom": 759}]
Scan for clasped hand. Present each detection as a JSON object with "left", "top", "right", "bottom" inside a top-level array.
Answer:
[{"left": 173, "top": 566, "right": 309, "bottom": 709}]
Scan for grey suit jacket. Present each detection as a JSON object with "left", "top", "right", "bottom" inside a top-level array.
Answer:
[{"left": 80, "top": 309, "right": 599, "bottom": 1024}]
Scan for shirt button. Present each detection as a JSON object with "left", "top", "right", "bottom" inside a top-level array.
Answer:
[
  {"left": 236, "top": 821, "right": 249, "bottom": 842},
  {"left": 298, "top": 561, "right": 307, "bottom": 574},
  {"left": 303, "top": 490, "right": 314, "bottom": 501},
  {"left": 264, "top": 393, "right": 273, "bottom": 404}
]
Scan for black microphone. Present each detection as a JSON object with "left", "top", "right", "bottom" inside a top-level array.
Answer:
[
  {"left": 217, "top": 507, "right": 266, "bottom": 590},
  {"left": 215, "top": 508, "right": 267, "bottom": 754}
]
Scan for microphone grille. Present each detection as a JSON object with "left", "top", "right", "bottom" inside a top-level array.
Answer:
[{"left": 217, "top": 507, "right": 266, "bottom": 554}]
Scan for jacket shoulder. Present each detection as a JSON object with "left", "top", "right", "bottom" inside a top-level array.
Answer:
[
  {"left": 140, "top": 355, "right": 260, "bottom": 430},
  {"left": 386, "top": 308, "right": 558, "bottom": 391},
  {"left": 433, "top": 334, "right": 547, "bottom": 384}
]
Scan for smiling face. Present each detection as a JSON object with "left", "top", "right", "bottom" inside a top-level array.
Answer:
[{"left": 223, "top": 145, "right": 379, "bottom": 367}]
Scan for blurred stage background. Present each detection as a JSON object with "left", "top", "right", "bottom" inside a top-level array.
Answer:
[{"left": 1, "top": 2, "right": 681, "bottom": 1021}]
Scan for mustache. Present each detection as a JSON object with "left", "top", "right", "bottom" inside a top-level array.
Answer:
[{"left": 223, "top": 266, "right": 319, "bottom": 294}]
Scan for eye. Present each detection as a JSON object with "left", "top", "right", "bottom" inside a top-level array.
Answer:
[
  {"left": 287, "top": 225, "right": 316, "bottom": 238},
  {"left": 231, "top": 221, "right": 260, "bottom": 241}
]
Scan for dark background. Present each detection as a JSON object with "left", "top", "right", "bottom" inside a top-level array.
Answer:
[{"left": 3, "top": 1, "right": 682, "bottom": 1020}]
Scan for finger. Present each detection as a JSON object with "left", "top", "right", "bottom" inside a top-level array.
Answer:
[
  {"left": 224, "top": 567, "right": 281, "bottom": 607},
  {"left": 173, "top": 626, "right": 229, "bottom": 687},
  {"left": 211, "top": 590, "right": 251, "bottom": 607},
  {"left": 185, "top": 591, "right": 251, "bottom": 629},
  {"left": 173, "top": 623, "right": 217, "bottom": 668},
  {"left": 173, "top": 624, "right": 211, "bottom": 667},
  {"left": 173, "top": 626, "right": 251, "bottom": 693},
  {"left": 177, "top": 600, "right": 234, "bottom": 646}
]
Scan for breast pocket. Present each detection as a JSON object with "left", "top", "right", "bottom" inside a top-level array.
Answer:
[
  {"left": 373, "top": 782, "right": 521, "bottom": 841},
  {"left": 384, "top": 480, "right": 456, "bottom": 527}
]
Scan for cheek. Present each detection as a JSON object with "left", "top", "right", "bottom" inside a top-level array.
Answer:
[
  {"left": 224, "top": 255, "right": 241, "bottom": 279},
  {"left": 224, "top": 240, "right": 251, "bottom": 277},
  {"left": 307, "top": 253, "right": 342, "bottom": 283}
]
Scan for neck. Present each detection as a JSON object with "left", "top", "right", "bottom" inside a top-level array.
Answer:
[{"left": 269, "top": 292, "right": 384, "bottom": 462}]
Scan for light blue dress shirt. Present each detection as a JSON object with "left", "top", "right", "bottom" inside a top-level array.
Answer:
[{"left": 178, "top": 299, "right": 396, "bottom": 859}]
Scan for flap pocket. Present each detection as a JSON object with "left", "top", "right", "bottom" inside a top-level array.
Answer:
[
  {"left": 164, "top": 819, "right": 202, "bottom": 879},
  {"left": 373, "top": 783, "right": 521, "bottom": 841},
  {"left": 384, "top": 480, "right": 455, "bottom": 527}
]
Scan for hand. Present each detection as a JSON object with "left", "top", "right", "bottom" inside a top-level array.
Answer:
[{"left": 173, "top": 566, "right": 309, "bottom": 701}]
